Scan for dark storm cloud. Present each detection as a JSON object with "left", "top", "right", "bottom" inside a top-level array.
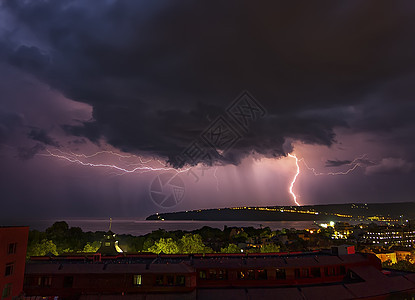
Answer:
[
  {"left": 0, "top": 110, "right": 24, "bottom": 144},
  {"left": 366, "top": 157, "right": 414, "bottom": 175},
  {"left": 2, "top": 1, "right": 415, "bottom": 165},
  {"left": 17, "top": 143, "right": 45, "bottom": 160},
  {"left": 325, "top": 159, "right": 352, "bottom": 167},
  {"left": 28, "top": 127, "right": 60, "bottom": 147},
  {"left": 325, "top": 157, "right": 378, "bottom": 168},
  {"left": 68, "top": 138, "right": 87, "bottom": 145}
]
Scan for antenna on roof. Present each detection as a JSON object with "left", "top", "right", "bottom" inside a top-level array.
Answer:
[{"left": 109, "top": 217, "right": 112, "bottom": 231}]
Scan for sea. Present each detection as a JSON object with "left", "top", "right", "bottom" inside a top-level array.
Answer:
[{"left": 2, "top": 219, "right": 320, "bottom": 235}]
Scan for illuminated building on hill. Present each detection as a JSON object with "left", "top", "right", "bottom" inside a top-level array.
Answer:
[
  {"left": 96, "top": 230, "right": 124, "bottom": 256},
  {"left": 363, "top": 226, "right": 415, "bottom": 247},
  {"left": 96, "top": 218, "right": 124, "bottom": 256}
]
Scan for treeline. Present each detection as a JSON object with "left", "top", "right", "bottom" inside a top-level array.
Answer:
[{"left": 27, "top": 221, "right": 299, "bottom": 257}]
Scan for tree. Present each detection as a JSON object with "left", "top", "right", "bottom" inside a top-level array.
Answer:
[
  {"left": 148, "top": 238, "right": 179, "bottom": 254},
  {"left": 45, "top": 221, "right": 69, "bottom": 242},
  {"left": 220, "top": 243, "right": 241, "bottom": 253},
  {"left": 143, "top": 238, "right": 155, "bottom": 252},
  {"left": 260, "top": 243, "right": 281, "bottom": 253},
  {"left": 27, "top": 239, "right": 58, "bottom": 258},
  {"left": 233, "top": 231, "right": 249, "bottom": 243},
  {"left": 83, "top": 241, "right": 101, "bottom": 253},
  {"left": 179, "top": 234, "right": 212, "bottom": 254},
  {"left": 383, "top": 260, "right": 415, "bottom": 272}
]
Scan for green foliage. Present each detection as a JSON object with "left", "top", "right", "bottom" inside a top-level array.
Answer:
[
  {"left": 260, "top": 243, "right": 281, "bottom": 253},
  {"left": 233, "top": 231, "right": 249, "bottom": 243},
  {"left": 179, "top": 234, "right": 212, "bottom": 254},
  {"left": 83, "top": 241, "right": 101, "bottom": 253},
  {"left": 148, "top": 238, "right": 180, "bottom": 254},
  {"left": 382, "top": 260, "right": 415, "bottom": 272},
  {"left": 44, "top": 222, "right": 87, "bottom": 252},
  {"left": 27, "top": 239, "right": 58, "bottom": 257},
  {"left": 220, "top": 243, "right": 241, "bottom": 253},
  {"left": 143, "top": 238, "right": 155, "bottom": 252},
  {"left": 46, "top": 221, "right": 69, "bottom": 237}
]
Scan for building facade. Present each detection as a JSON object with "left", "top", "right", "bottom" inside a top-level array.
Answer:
[
  {"left": 24, "top": 247, "right": 415, "bottom": 299},
  {"left": 0, "top": 226, "right": 29, "bottom": 299},
  {"left": 363, "top": 226, "right": 415, "bottom": 247}
]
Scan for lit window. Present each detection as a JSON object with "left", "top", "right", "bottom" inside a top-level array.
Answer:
[
  {"left": 199, "top": 270, "right": 207, "bottom": 279},
  {"left": 133, "top": 275, "right": 142, "bottom": 286}
]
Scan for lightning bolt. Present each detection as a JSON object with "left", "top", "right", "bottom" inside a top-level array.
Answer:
[
  {"left": 40, "top": 148, "right": 223, "bottom": 195},
  {"left": 40, "top": 149, "right": 191, "bottom": 175},
  {"left": 300, "top": 154, "right": 370, "bottom": 176},
  {"left": 287, "top": 153, "right": 370, "bottom": 206},
  {"left": 288, "top": 153, "right": 301, "bottom": 206}
]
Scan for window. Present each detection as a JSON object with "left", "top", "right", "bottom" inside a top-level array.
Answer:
[
  {"left": 246, "top": 269, "right": 255, "bottom": 280},
  {"left": 217, "top": 269, "right": 228, "bottom": 280},
  {"left": 2, "top": 283, "right": 12, "bottom": 298},
  {"left": 38, "top": 276, "right": 52, "bottom": 287},
  {"left": 301, "top": 268, "right": 310, "bottom": 278},
  {"left": 294, "top": 268, "right": 301, "bottom": 278},
  {"left": 257, "top": 269, "right": 267, "bottom": 280},
  {"left": 155, "top": 275, "right": 164, "bottom": 286},
  {"left": 133, "top": 275, "right": 142, "bottom": 286},
  {"left": 105, "top": 242, "right": 110, "bottom": 246},
  {"left": 176, "top": 275, "right": 185, "bottom": 286},
  {"left": 8, "top": 243, "right": 17, "bottom": 254},
  {"left": 63, "top": 276, "right": 73, "bottom": 288},
  {"left": 324, "top": 267, "right": 336, "bottom": 277},
  {"left": 166, "top": 275, "right": 174, "bottom": 286},
  {"left": 93, "top": 254, "right": 101, "bottom": 262},
  {"left": 5, "top": 263, "right": 14, "bottom": 277},
  {"left": 339, "top": 266, "right": 346, "bottom": 275},
  {"left": 208, "top": 269, "right": 217, "bottom": 279},
  {"left": 199, "top": 270, "right": 207, "bottom": 279},
  {"left": 275, "top": 268, "right": 286, "bottom": 280},
  {"left": 311, "top": 267, "right": 321, "bottom": 278},
  {"left": 238, "top": 271, "right": 246, "bottom": 280}
]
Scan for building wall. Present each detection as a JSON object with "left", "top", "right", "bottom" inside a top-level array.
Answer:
[
  {"left": 375, "top": 252, "right": 397, "bottom": 264},
  {"left": 24, "top": 272, "right": 196, "bottom": 298},
  {"left": 0, "top": 226, "right": 29, "bottom": 299}
]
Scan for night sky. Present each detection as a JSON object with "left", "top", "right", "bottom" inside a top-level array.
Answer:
[{"left": 1, "top": 1, "right": 414, "bottom": 221}]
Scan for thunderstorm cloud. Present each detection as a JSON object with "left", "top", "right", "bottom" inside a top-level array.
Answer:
[{"left": 0, "top": 1, "right": 414, "bottom": 166}]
